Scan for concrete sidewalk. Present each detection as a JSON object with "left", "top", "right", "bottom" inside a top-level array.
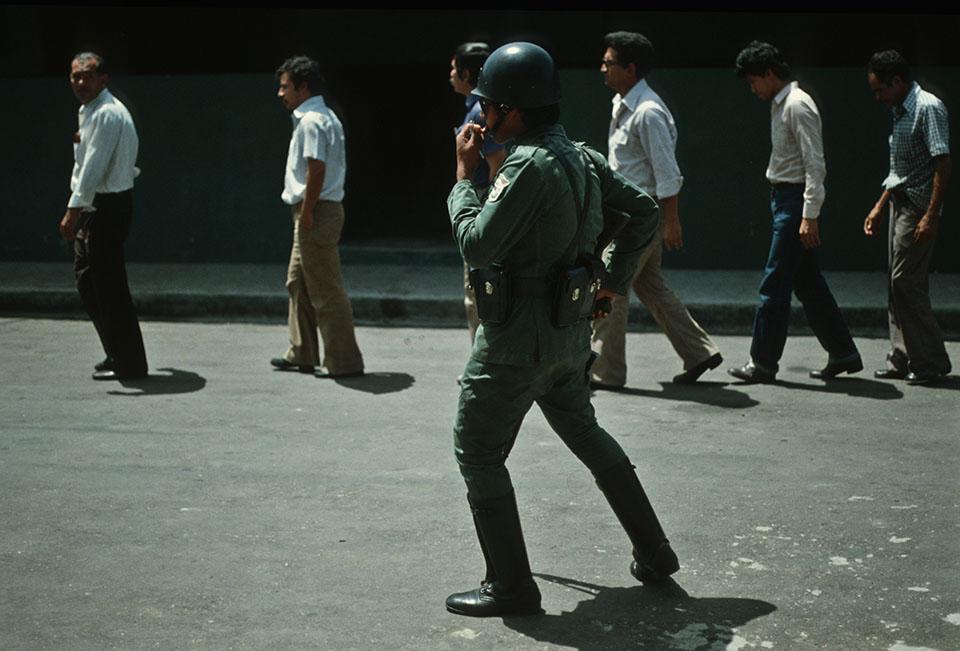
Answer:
[{"left": 2, "top": 241, "right": 960, "bottom": 337}]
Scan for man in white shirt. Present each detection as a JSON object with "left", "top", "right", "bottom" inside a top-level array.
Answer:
[
  {"left": 270, "top": 56, "right": 364, "bottom": 378},
  {"left": 591, "top": 32, "right": 722, "bottom": 389},
  {"left": 59, "top": 52, "right": 148, "bottom": 381},
  {"left": 729, "top": 41, "right": 861, "bottom": 383}
]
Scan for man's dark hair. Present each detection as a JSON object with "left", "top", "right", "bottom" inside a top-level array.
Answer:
[
  {"left": 454, "top": 42, "right": 490, "bottom": 86},
  {"left": 603, "top": 31, "right": 655, "bottom": 79},
  {"left": 735, "top": 41, "right": 791, "bottom": 80},
  {"left": 869, "top": 50, "right": 911, "bottom": 85},
  {"left": 276, "top": 55, "right": 327, "bottom": 95},
  {"left": 72, "top": 51, "right": 106, "bottom": 75},
  {"left": 518, "top": 104, "right": 560, "bottom": 129}
]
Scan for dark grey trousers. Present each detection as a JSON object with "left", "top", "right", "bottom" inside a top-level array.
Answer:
[{"left": 886, "top": 194, "right": 952, "bottom": 376}]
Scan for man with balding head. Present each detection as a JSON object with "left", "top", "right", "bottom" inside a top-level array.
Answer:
[
  {"left": 60, "top": 52, "right": 148, "bottom": 381},
  {"left": 865, "top": 50, "right": 952, "bottom": 385}
]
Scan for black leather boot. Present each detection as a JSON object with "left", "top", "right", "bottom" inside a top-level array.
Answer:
[
  {"left": 446, "top": 490, "right": 543, "bottom": 617},
  {"left": 467, "top": 493, "right": 497, "bottom": 587},
  {"left": 594, "top": 458, "right": 680, "bottom": 582}
]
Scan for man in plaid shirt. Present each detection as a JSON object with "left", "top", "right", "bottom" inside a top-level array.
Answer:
[{"left": 865, "top": 50, "right": 952, "bottom": 385}]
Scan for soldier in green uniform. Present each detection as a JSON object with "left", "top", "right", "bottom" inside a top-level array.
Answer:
[{"left": 445, "top": 42, "right": 680, "bottom": 618}]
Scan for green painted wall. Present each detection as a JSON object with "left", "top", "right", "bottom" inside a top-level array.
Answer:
[{"left": 2, "top": 67, "right": 957, "bottom": 271}]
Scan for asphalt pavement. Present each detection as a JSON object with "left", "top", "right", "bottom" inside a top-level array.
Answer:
[{"left": 1, "top": 319, "right": 958, "bottom": 650}]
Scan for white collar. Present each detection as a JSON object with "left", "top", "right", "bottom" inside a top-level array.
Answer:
[
  {"left": 80, "top": 88, "right": 112, "bottom": 114},
  {"left": 614, "top": 78, "right": 649, "bottom": 112},
  {"left": 292, "top": 95, "right": 327, "bottom": 120},
  {"left": 773, "top": 81, "right": 797, "bottom": 106}
]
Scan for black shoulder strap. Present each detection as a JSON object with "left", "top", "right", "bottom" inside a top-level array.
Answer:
[{"left": 542, "top": 142, "right": 594, "bottom": 264}]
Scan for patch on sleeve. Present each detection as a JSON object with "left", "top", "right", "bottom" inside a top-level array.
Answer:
[{"left": 487, "top": 174, "right": 510, "bottom": 203}]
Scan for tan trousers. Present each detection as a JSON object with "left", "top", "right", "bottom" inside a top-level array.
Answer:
[
  {"left": 284, "top": 201, "right": 364, "bottom": 374},
  {"left": 591, "top": 226, "right": 719, "bottom": 386},
  {"left": 464, "top": 261, "right": 480, "bottom": 343}
]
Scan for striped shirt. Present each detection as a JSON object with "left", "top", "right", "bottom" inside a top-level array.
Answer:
[{"left": 883, "top": 82, "right": 950, "bottom": 212}]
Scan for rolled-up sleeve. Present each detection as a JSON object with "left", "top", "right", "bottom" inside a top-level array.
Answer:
[{"left": 636, "top": 106, "right": 683, "bottom": 199}]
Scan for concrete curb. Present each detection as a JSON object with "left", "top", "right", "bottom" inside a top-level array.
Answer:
[{"left": 4, "top": 287, "right": 959, "bottom": 338}]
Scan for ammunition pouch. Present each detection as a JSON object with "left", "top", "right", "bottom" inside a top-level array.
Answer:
[
  {"left": 552, "top": 254, "right": 605, "bottom": 328},
  {"left": 468, "top": 265, "right": 511, "bottom": 324}
]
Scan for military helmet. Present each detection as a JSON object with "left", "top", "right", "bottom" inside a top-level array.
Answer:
[{"left": 473, "top": 42, "right": 561, "bottom": 109}]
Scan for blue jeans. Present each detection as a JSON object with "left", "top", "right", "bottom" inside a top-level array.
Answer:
[{"left": 750, "top": 184, "right": 857, "bottom": 372}]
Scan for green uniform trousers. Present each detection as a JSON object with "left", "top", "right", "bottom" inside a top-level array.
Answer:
[{"left": 454, "top": 348, "right": 629, "bottom": 501}]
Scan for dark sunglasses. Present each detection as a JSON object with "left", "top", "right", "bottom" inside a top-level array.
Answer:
[{"left": 478, "top": 97, "right": 510, "bottom": 113}]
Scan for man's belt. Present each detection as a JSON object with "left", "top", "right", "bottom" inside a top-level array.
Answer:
[{"left": 512, "top": 275, "right": 552, "bottom": 297}]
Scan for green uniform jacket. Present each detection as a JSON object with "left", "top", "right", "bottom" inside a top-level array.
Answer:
[{"left": 448, "top": 124, "right": 659, "bottom": 367}]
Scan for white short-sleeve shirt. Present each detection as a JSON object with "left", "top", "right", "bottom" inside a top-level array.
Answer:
[{"left": 282, "top": 95, "right": 346, "bottom": 205}]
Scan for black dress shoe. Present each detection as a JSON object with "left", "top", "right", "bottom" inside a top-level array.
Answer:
[
  {"left": 810, "top": 354, "right": 863, "bottom": 379},
  {"left": 314, "top": 368, "right": 364, "bottom": 379},
  {"left": 727, "top": 361, "right": 775, "bottom": 384},
  {"left": 445, "top": 580, "right": 543, "bottom": 617},
  {"left": 94, "top": 357, "right": 115, "bottom": 372},
  {"left": 270, "top": 358, "right": 314, "bottom": 373},
  {"left": 630, "top": 542, "right": 680, "bottom": 583},
  {"left": 905, "top": 371, "right": 947, "bottom": 386},
  {"left": 92, "top": 370, "right": 148, "bottom": 381},
  {"left": 874, "top": 368, "right": 907, "bottom": 380},
  {"left": 589, "top": 380, "right": 625, "bottom": 392},
  {"left": 673, "top": 353, "right": 723, "bottom": 384}
]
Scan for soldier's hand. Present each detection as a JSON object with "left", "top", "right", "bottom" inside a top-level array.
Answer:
[
  {"left": 455, "top": 124, "right": 483, "bottom": 181},
  {"left": 592, "top": 288, "right": 621, "bottom": 319},
  {"left": 59, "top": 209, "right": 78, "bottom": 241}
]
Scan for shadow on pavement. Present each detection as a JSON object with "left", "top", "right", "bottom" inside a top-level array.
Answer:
[
  {"left": 776, "top": 376, "right": 903, "bottom": 400},
  {"left": 596, "top": 381, "right": 759, "bottom": 409},
  {"left": 108, "top": 368, "right": 207, "bottom": 396},
  {"left": 327, "top": 371, "right": 415, "bottom": 395},
  {"left": 504, "top": 574, "right": 777, "bottom": 650}
]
